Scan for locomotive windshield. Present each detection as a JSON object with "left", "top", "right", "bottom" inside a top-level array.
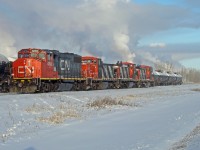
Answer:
[
  {"left": 82, "top": 60, "right": 92, "bottom": 63},
  {"left": 30, "top": 52, "right": 46, "bottom": 60},
  {"left": 39, "top": 53, "right": 45, "bottom": 60},
  {"left": 30, "top": 53, "right": 37, "bottom": 58},
  {"left": 18, "top": 50, "right": 46, "bottom": 61},
  {"left": 18, "top": 54, "right": 29, "bottom": 58}
]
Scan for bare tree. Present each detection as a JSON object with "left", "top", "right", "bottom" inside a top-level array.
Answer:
[{"left": 180, "top": 67, "right": 200, "bottom": 83}]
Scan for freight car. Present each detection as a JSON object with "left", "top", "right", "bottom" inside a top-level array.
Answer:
[
  {"left": 0, "top": 48, "right": 182, "bottom": 93},
  {"left": 153, "top": 70, "right": 182, "bottom": 86},
  {"left": 0, "top": 54, "right": 12, "bottom": 92}
]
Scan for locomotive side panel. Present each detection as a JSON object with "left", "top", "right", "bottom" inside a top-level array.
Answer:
[
  {"left": 41, "top": 52, "right": 58, "bottom": 79},
  {"left": 102, "top": 64, "right": 114, "bottom": 79}
]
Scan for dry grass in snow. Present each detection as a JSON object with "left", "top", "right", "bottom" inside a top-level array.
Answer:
[
  {"left": 25, "top": 103, "right": 54, "bottom": 114},
  {"left": 170, "top": 124, "right": 200, "bottom": 150},
  {"left": 191, "top": 88, "right": 200, "bottom": 92},
  {"left": 37, "top": 109, "right": 80, "bottom": 124},
  {"left": 87, "top": 96, "right": 132, "bottom": 109},
  {"left": 25, "top": 102, "right": 80, "bottom": 124}
]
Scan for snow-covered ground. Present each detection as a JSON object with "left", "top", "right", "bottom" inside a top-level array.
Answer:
[{"left": 0, "top": 84, "right": 200, "bottom": 150}]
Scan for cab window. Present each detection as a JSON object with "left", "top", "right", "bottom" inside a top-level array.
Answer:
[
  {"left": 47, "top": 54, "right": 51, "bottom": 61},
  {"left": 39, "top": 53, "right": 46, "bottom": 60},
  {"left": 31, "top": 53, "right": 37, "bottom": 58}
]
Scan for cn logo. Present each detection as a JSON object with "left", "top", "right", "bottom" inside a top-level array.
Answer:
[{"left": 18, "top": 66, "right": 35, "bottom": 76}]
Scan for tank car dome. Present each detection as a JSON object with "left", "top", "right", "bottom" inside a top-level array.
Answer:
[{"left": 0, "top": 54, "right": 9, "bottom": 62}]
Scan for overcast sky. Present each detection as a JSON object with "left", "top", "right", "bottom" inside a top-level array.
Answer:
[{"left": 0, "top": 0, "right": 200, "bottom": 69}]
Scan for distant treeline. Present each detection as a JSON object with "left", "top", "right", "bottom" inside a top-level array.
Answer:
[{"left": 180, "top": 68, "right": 200, "bottom": 83}]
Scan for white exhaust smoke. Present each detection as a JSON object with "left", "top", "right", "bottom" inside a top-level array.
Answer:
[
  {"left": 0, "top": 30, "right": 17, "bottom": 58},
  {"left": 113, "top": 32, "right": 135, "bottom": 62}
]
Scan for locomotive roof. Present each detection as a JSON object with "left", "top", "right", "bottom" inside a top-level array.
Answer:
[
  {"left": 42, "top": 49, "right": 80, "bottom": 56},
  {"left": 42, "top": 49, "right": 59, "bottom": 54}
]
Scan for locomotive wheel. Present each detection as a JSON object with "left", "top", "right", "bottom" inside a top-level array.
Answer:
[
  {"left": 97, "top": 82, "right": 103, "bottom": 90},
  {"left": 72, "top": 82, "right": 81, "bottom": 91},
  {"left": 145, "top": 82, "right": 150, "bottom": 88},
  {"left": 51, "top": 83, "right": 59, "bottom": 92},
  {"left": 40, "top": 83, "right": 49, "bottom": 93},
  {"left": 28, "top": 85, "right": 37, "bottom": 93},
  {"left": 75, "top": 84, "right": 81, "bottom": 91},
  {"left": 92, "top": 83, "right": 97, "bottom": 90},
  {"left": 136, "top": 83, "right": 141, "bottom": 88},
  {"left": 1, "top": 83, "right": 9, "bottom": 92},
  {"left": 116, "top": 83, "right": 120, "bottom": 89}
]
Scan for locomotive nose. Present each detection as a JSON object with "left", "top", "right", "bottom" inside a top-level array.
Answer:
[{"left": 13, "top": 58, "right": 35, "bottom": 78}]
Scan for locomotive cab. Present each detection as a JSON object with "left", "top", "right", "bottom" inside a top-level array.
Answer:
[
  {"left": 136, "top": 65, "right": 154, "bottom": 87},
  {"left": 81, "top": 56, "right": 103, "bottom": 79},
  {"left": 13, "top": 48, "right": 58, "bottom": 79},
  {"left": 121, "top": 62, "right": 136, "bottom": 79}
]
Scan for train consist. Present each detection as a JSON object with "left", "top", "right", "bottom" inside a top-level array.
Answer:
[{"left": 0, "top": 48, "right": 182, "bottom": 93}]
